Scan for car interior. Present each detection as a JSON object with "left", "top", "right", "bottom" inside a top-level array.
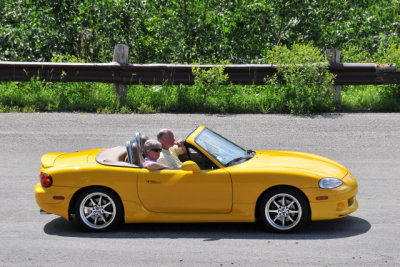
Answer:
[
  {"left": 95, "top": 132, "right": 147, "bottom": 168},
  {"left": 96, "top": 132, "right": 217, "bottom": 170}
]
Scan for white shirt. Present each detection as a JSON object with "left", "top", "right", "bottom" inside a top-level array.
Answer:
[{"left": 157, "top": 147, "right": 183, "bottom": 169}]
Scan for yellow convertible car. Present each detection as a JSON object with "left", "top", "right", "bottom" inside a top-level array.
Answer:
[{"left": 35, "top": 125, "right": 358, "bottom": 233}]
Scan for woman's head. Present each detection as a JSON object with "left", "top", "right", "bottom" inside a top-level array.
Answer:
[{"left": 143, "top": 139, "right": 162, "bottom": 160}]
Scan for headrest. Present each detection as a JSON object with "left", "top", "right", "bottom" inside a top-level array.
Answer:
[
  {"left": 131, "top": 142, "right": 144, "bottom": 166},
  {"left": 135, "top": 132, "right": 149, "bottom": 153}
]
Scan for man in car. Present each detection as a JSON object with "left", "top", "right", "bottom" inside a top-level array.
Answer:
[
  {"left": 142, "top": 140, "right": 169, "bottom": 170},
  {"left": 157, "top": 129, "right": 186, "bottom": 169}
]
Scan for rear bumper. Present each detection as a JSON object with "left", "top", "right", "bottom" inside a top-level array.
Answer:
[{"left": 35, "top": 183, "right": 74, "bottom": 220}]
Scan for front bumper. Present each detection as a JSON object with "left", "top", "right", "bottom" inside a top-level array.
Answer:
[
  {"left": 303, "top": 173, "right": 359, "bottom": 221},
  {"left": 309, "top": 195, "right": 358, "bottom": 220}
]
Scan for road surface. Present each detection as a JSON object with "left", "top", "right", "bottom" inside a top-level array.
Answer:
[{"left": 0, "top": 113, "right": 399, "bottom": 266}]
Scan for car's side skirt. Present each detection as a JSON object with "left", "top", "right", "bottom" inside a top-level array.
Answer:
[{"left": 123, "top": 202, "right": 256, "bottom": 223}]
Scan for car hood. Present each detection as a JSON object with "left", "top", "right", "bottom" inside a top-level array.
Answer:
[{"left": 231, "top": 150, "right": 348, "bottom": 178}]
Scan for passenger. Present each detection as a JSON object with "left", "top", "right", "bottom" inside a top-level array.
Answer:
[
  {"left": 157, "top": 129, "right": 186, "bottom": 169},
  {"left": 142, "top": 140, "right": 169, "bottom": 170}
]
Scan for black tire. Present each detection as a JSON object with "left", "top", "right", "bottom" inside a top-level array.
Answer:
[
  {"left": 74, "top": 187, "right": 123, "bottom": 232},
  {"left": 259, "top": 188, "right": 309, "bottom": 233}
]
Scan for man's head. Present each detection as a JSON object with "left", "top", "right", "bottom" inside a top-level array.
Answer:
[
  {"left": 157, "top": 129, "right": 175, "bottom": 150},
  {"left": 143, "top": 139, "right": 162, "bottom": 160}
]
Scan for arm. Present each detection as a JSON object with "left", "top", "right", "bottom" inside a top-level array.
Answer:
[
  {"left": 173, "top": 140, "right": 187, "bottom": 154},
  {"left": 144, "top": 161, "right": 169, "bottom": 170}
]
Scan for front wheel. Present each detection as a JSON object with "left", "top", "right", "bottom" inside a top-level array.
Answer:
[
  {"left": 75, "top": 188, "right": 123, "bottom": 231},
  {"left": 259, "top": 188, "right": 309, "bottom": 233}
]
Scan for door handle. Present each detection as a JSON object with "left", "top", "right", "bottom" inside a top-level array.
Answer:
[{"left": 146, "top": 180, "right": 160, "bottom": 184}]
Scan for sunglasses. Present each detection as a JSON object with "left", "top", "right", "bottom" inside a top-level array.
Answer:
[{"left": 150, "top": 148, "right": 162, "bottom": 152}]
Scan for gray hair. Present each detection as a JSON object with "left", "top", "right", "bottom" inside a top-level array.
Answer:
[
  {"left": 143, "top": 139, "right": 162, "bottom": 156},
  {"left": 157, "top": 129, "right": 172, "bottom": 140}
]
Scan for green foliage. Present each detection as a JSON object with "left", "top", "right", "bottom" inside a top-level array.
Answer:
[
  {"left": 263, "top": 43, "right": 335, "bottom": 114},
  {"left": 341, "top": 44, "right": 400, "bottom": 112},
  {"left": 1, "top": 1, "right": 399, "bottom": 113},
  {"left": 1, "top": 1, "right": 399, "bottom": 63},
  {"left": 0, "top": 79, "right": 116, "bottom": 112},
  {"left": 342, "top": 85, "right": 400, "bottom": 112},
  {"left": 191, "top": 65, "right": 234, "bottom": 112},
  {"left": 1, "top": 43, "right": 399, "bottom": 114}
]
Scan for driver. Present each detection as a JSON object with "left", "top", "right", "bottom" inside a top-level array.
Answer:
[{"left": 156, "top": 129, "right": 186, "bottom": 169}]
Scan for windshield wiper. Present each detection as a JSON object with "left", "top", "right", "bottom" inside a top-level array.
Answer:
[
  {"left": 225, "top": 155, "right": 253, "bottom": 167},
  {"left": 247, "top": 149, "right": 255, "bottom": 155}
]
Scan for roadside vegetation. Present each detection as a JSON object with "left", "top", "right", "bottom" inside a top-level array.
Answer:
[{"left": 1, "top": 1, "right": 399, "bottom": 114}]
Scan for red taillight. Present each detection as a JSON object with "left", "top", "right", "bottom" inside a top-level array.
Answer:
[{"left": 40, "top": 172, "right": 53, "bottom": 187}]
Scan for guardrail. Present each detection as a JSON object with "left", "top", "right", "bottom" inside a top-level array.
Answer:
[
  {"left": 0, "top": 61, "right": 399, "bottom": 85},
  {"left": 0, "top": 45, "right": 399, "bottom": 104}
]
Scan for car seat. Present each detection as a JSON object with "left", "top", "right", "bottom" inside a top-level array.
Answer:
[{"left": 126, "top": 132, "right": 148, "bottom": 165}]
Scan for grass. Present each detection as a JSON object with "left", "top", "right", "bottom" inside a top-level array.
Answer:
[
  {"left": 341, "top": 85, "right": 400, "bottom": 112},
  {"left": 1, "top": 43, "right": 399, "bottom": 114},
  {"left": 1, "top": 81, "right": 399, "bottom": 114}
]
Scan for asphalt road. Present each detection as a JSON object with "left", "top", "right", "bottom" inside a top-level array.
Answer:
[{"left": 0, "top": 112, "right": 399, "bottom": 266}]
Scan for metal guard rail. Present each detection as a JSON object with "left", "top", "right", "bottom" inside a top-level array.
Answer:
[{"left": 0, "top": 61, "right": 399, "bottom": 85}]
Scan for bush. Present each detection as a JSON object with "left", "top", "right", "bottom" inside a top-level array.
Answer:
[
  {"left": 341, "top": 44, "right": 400, "bottom": 111},
  {"left": 263, "top": 43, "right": 335, "bottom": 114}
]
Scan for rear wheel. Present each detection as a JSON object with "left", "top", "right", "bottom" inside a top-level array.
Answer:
[
  {"left": 259, "top": 188, "right": 309, "bottom": 233},
  {"left": 74, "top": 188, "right": 122, "bottom": 231}
]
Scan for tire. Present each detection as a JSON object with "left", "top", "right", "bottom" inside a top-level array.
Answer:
[
  {"left": 259, "top": 188, "right": 309, "bottom": 233},
  {"left": 74, "top": 188, "right": 123, "bottom": 232}
]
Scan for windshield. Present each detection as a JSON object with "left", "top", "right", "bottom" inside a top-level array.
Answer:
[{"left": 194, "top": 128, "right": 253, "bottom": 166}]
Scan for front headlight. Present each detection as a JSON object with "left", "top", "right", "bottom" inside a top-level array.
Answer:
[{"left": 319, "top": 177, "right": 343, "bottom": 189}]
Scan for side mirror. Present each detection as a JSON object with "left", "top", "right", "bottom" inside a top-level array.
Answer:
[{"left": 181, "top": 161, "right": 200, "bottom": 173}]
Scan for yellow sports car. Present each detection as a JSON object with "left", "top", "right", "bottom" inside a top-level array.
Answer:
[{"left": 35, "top": 125, "right": 358, "bottom": 233}]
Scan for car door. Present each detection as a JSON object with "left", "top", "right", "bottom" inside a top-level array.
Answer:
[{"left": 137, "top": 168, "right": 232, "bottom": 213}]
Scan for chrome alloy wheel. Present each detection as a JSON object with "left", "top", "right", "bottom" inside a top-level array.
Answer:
[
  {"left": 265, "top": 193, "right": 302, "bottom": 231},
  {"left": 79, "top": 192, "right": 117, "bottom": 230}
]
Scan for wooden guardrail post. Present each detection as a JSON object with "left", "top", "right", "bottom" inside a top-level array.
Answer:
[
  {"left": 113, "top": 44, "right": 129, "bottom": 106},
  {"left": 326, "top": 49, "right": 341, "bottom": 103}
]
